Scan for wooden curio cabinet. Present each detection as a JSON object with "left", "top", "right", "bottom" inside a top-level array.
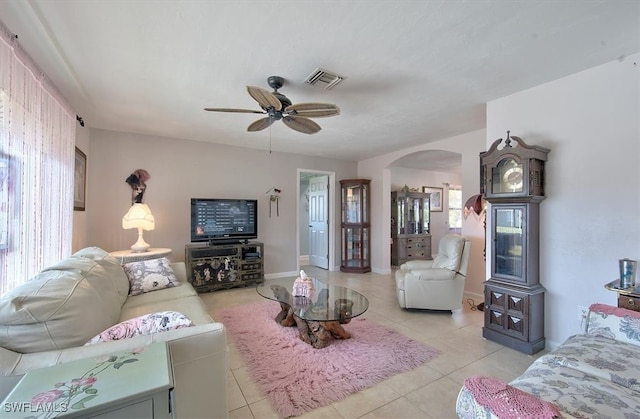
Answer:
[
  {"left": 340, "top": 179, "right": 371, "bottom": 273},
  {"left": 390, "top": 190, "right": 431, "bottom": 266},
  {"left": 481, "top": 132, "right": 550, "bottom": 355}
]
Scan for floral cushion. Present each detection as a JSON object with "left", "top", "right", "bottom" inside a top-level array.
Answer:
[
  {"left": 586, "top": 303, "right": 640, "bottom": 346},
  {"left": 84, "top": 311, "right": 194, "bottom": 345},
  {"left": 123, "top": 257, "right": 180, "bottom": 296}
]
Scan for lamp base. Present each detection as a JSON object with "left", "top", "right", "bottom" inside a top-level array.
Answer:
[{"left": 130, "top": 228, "right": 151, "bottom": 253}]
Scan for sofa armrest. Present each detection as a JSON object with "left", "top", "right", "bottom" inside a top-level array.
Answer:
[
  {"left": 408, "top": 268, "right": 456, "bottom": 281},
  {"left": 1, "top": 323, "right": 225, "bottom": 375},
  {"left": 400, "top": 259, "right": 435, "bottom": 270},
  {"left": 1, "top": 323, "right": 228, "bottom": 419}
]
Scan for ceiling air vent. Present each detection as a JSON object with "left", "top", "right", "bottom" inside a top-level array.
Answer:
[{"left": 304, "top": 68, "right": 345, "bottom": 90}]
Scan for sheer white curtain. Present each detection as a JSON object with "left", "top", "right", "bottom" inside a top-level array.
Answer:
[{"left": 0, "top": 21, "right": 76, "bottom": 295}]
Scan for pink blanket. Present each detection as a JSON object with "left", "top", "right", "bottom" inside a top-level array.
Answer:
[{"left": 463, "top": 376, "right": 562, "bottom": 418}]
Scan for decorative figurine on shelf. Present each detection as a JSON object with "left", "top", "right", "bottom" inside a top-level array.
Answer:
[
  {"left": 125, "top": 169, "right": 151, "bottom": 204},
  {"left": 292, "top": 270, "right": 315, "bottom": 301}
]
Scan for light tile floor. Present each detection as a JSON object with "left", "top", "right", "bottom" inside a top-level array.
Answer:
[{"left": 199, "top": 266, "right": 546, "bottom": 419}]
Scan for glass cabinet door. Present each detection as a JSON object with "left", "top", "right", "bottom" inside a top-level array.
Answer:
[
  {"left": 421, "top": 197, "right": 430, "bottom": 234},
  {"left": 409, "top": 196, "right": 421, "bottom": 234},
  {"left": 342, "top": 226, "right": 370, "bottom": 271},
  {"left": 492, "top": 205, "right": 525, "bottom": 283},
  {"left": 391, "top": 191, "right": 432, "bottom": 237},
  {"left": 340, "top": 179, "right": 371, "bottom": 273},
  {"left": 395, "top": 198, "right": 405, "bottom": 235}
]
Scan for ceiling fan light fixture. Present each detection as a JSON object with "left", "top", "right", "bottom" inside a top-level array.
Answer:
[
  {"left": 206, "top": 75, "right": 339, "bottom": 134},
  {"left": 304, "top": 68, "right": 346, "bottom": 90}
]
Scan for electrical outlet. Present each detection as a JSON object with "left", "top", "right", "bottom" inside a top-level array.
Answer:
[{"left": 577, "top": 305, "right": 588, "bottom": 322}]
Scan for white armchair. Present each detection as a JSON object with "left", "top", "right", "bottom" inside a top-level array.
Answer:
[{"left": 395, "top": 234, "right": 471, "bottom": 311}]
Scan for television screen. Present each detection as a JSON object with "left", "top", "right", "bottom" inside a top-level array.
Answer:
[{"left": 191, "top": 198, "right": 258, "bottom": 243}]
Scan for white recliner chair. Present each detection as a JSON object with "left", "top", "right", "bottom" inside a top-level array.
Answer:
[{"left": 395, "top": 234, "right": 471, "bottom": 311}]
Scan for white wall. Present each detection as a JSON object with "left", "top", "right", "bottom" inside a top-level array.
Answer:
[
  {"left": 487, "top": 53, "right": 640, "bottom": 348},
  {"left": 358, "top": 129, "right": 487, "bottom": 299},
  {"left": 85, "top": 129, "right": 357, "bottom": 276}
]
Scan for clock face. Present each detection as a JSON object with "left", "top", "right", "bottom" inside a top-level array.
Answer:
[
  {"left": 503, "top": 167, "right": 523, "bottom": 191},
  {"left": 490, "top": 158, "right": 524, "bottom": 194}
]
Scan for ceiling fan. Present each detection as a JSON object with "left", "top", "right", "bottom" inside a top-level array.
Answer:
[{"left": 204, "top": 76, "right": 340, "bottom": 134}]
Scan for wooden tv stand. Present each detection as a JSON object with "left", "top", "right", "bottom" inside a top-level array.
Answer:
[{"left": 185, "top": 241, "right": 264, "bottom": 292}]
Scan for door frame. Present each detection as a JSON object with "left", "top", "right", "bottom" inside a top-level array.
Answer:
[{"left": 297, "top": 169, "right": 336, "bottom": 271}]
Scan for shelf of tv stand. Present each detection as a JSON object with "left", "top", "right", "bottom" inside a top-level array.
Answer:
[{"left": 185, "top": 241, "right": 264, "bottom": 293}]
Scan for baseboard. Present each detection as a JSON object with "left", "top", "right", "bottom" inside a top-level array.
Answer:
[{"left": 299, "top": 255, "right": 309, "bottom": 265}]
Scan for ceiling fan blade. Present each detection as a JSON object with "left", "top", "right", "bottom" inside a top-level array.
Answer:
[
  {"left": 285, "top": 103, "right": 340, "bottom": 118},
  {"left": 282, "top": 116, "right": 321, "bottom": 134},
  {"left": 247, "top": 86, "right": 282, "bottom": 111},
  {"left": 204, "top": 107, "right": 265, "bottom": 114},
  {"left": 247, "top": 117, "right": 276, "bottom": 132}
]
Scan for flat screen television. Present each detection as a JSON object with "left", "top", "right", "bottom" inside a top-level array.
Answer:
[{"left": 191, "top": 198, "right": 258, "bottom": 243}]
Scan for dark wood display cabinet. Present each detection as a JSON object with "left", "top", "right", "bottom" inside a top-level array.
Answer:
[
  {"left": 480, "top": 132, "right": 550, "bottom": 355},
  {"left": 340, "top": 179, "right": 371, "bottom": 273},
  {"left": 391, "top": 190, "right": 431, "bottom": 266}
]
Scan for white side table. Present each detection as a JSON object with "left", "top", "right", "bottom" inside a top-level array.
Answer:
[
  {"left": 1, "top": 342, "right": 173, "bottom": 418},
  {"left": 109, "top": 248, "right": 172, "bottom": 264}
]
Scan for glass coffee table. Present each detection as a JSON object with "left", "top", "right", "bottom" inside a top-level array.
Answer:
[{"left": 256, "top": 277, "right": 369, "bottom": 348}]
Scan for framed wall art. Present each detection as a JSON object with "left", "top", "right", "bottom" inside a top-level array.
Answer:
[
  {"left": 422, "top": 186, "right": 443, "bottom": 212},
  {"left": 74, "top": 147, "right": 86, "bottom": 211}
]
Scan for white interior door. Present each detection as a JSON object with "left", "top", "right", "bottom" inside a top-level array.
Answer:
[{"left": 308, "top": 175, "right": 329, "bottom": 269}]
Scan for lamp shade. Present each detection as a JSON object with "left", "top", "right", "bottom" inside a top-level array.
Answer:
[
  {"left": 122, "top": 203, "right": 155, "bottom": 231},
  {"left": 463, "top": 194, "right": 486, "bottom": 220},
  {"left": 122, "top": 203, "right": 155, "bottom": 252}
]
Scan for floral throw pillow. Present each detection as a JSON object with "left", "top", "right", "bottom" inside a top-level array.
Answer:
[
  {"left": 123, "top": 257, "right": 179, "bottom": 296},
  {"left": 84, "top": 311, "right": 194, "bottom": 345}
]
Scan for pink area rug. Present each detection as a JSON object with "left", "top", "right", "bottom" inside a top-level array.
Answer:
[{"left": 218, "top": 300, "right": 440, "bottom": 418}]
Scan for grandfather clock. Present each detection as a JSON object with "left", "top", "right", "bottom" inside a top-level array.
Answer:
[{"left": 480, "top": 132, "right": 550, "bottom": 355}]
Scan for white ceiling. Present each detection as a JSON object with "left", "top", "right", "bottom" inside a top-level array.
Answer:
[{"left": 1, "top": 1, "right": 639, "bottom": 164}]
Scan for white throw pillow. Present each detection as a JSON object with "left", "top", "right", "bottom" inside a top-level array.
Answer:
[
  {"left": 84, "top": 311, "right": 194, "bottom": 345},
  {"left": 123, "top": 257, "right": 180, "bottom": 296}
]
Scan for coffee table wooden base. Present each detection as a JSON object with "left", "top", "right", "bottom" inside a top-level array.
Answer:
[{"left": 275, "top": 301, "right": 351, "bottom": 349}]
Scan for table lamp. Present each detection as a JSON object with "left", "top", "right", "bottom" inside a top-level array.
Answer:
[{"left": 122, "top": 203, "right": 155, "bottom": 252}]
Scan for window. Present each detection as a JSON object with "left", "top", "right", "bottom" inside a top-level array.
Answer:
[
  {"left": 448, "top": 186, "right": 462, "bottom": 232},
  {"left": 0, "top": 26, "right": 76, "bottom": 295}
]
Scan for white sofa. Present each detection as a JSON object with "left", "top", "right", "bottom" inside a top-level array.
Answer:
[
  {"left": 456, "top": 303, "right": 640, "bottom": 418},
  {"left": 0, "top": 247, "right": 228, "bottom": 419}
]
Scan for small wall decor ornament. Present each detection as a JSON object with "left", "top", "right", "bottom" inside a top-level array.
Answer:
[
  {"left": 125, "top": 169, "right": 150, "bottom": 204},
  {"left": 265, "top": 186, "right": 281, "bottom": 217}
]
